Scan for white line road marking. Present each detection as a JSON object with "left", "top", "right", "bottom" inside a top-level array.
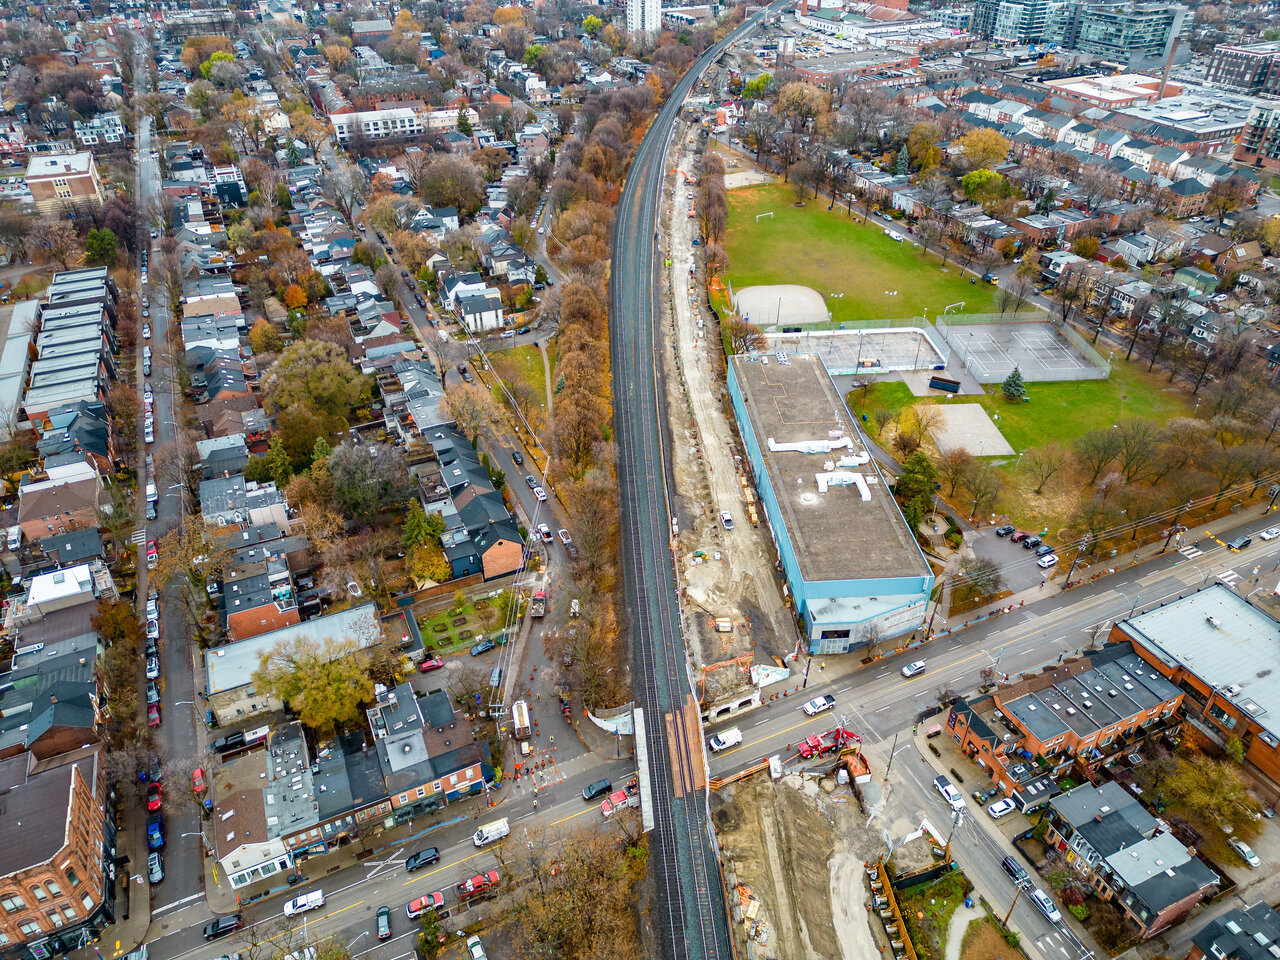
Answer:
[
  {"left": 152, "top": 893, "right": 203, "bottom": 914},
  {"left": 873, "top": 704, "right": 895, "bottom": 713}
]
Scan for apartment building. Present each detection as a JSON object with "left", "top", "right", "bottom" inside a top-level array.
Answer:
[
  {"left": 946, "top": 641, "right": 1183, "bottom": 804},
  {"left": 24, "top": 153, "right": 104, "bottom": 214},
  {"left": 0, "top": 748, "right": 114, "bottom": 960}
]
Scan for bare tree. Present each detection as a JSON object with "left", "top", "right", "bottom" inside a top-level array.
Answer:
[
  {"left": 1073, "top": 429, "right": 1123, "bottom": 484},
  {"left": 1026, "top": 443, "right": 1066, "bottom": 495},
  {"left": 1116, "top": 419, "right": 1160, "bottom": 483}
]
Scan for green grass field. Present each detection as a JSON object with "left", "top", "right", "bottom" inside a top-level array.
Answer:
[
  {"left": 971, "top": 362, "right": 1193, "bottom": 453},
  {"left": 725, "top": 183, "right": 1005, "bottom": 326}
]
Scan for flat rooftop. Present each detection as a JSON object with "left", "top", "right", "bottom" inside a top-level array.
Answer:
[
  {"left": 729, "top": 354, "right": 930, "bottom": 582},
  {"left": 1119, "top": 585, "right": 1280, "bottom": 744}
]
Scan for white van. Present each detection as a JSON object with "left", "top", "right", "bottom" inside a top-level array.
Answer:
[
  {"left": 708, "top": 727, "right": 742, "bottom": 752},
  {"left": 5, "top": 526, "right": 19, "bottom": 551},
  {"left": 146, "top": 483, "right": 158, "bottom": 503},
  {"left": 473, "top": 818, "right": 510, "bottom": 847}
]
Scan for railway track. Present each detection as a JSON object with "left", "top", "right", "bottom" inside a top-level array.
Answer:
[{"left": 608, "top": 7, "right": 779, "bottom": 958}]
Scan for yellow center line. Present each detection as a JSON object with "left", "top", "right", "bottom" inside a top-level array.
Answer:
[{"left": 325, "top": 901, "right": 364, "bottom": 919}]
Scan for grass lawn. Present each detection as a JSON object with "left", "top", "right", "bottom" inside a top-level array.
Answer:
[
  {"left": 725, "top": 183, "right": 1005, "bottom": 326},
  {"left": 970, "top": 360, "right": 1194, "bottom": 454},
  {"left": 846, "top": 380, "right": 916, "bottom": 441}
]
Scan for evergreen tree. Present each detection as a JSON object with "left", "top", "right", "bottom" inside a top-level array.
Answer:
[
  {"left": 265, "top": 436, "right": 293, "bottom": 487},
  {"left": 402, "top": 502, "right": 431, "bottom": 550},
  {"left": 1002, "top": 365, "right": 1028, "bottom": 401},
  {"left": 895, "top": 452, "right": 937, "bottom": 530},
  {"left": 285, "top": 141, "right": 302, "bottom": 168},
  {"left": 311, "top": 436, "right": 333, "bottom": 462},
  {"left": 896, "top": 143, "right": 910, "bottom": 176}
]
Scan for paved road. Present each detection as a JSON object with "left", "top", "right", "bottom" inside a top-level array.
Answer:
[
  {"left": 609, "top": 7, "right": 779, "bottom": 959},
  {"left": 131, "top": 111, "right": 207, "bottom": 908}
]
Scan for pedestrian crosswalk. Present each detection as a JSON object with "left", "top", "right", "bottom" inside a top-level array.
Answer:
[
  {"left": 1034, "top": 931, "right": 1075, "bottom": 958},
  {"left": 1179, "top": 543, "right": 1203, "bottom": 560},
  {"left": 130, "top": 528, "right": 147, "bottom": 545},
  {"left": 1219, "top": 568, "right": 1240, "bottom": 585}
]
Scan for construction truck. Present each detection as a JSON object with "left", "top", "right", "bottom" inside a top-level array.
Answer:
[
  {"left": 512, "top": 699, "right": 532, "bottom": 756},
  {"left": 456, "top": 871, "right": 500, "bottom": 900},
  {"left": 530, "top": 590, "right": 548, "bottom": 617}
]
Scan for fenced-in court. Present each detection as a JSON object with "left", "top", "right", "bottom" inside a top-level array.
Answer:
[
  {"left": 934, "top": 315, "right": 1109, "bottom": 384},
  {"left": 764, "top": 326, "right": 946, "bottom": 376}
]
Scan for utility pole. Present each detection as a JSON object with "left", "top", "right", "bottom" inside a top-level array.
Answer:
[
  {"left": 1003, "top": 886, "right": 1023, "bottom": 926},
  {"left": 883, "top": 731, "right": 899, "bottom": 781},
  {"left": 802, "top": 655, "right": 813, "bottom": 690}
]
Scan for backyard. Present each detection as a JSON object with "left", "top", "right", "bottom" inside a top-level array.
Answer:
[
  {"left": 725, "top": 183, "right": 1004, "bottom": 325},
  {"left": 898, "top": 869, "right": 974, "bottom": 960},
  {"left": 419, "top": 590, "right": 516, "bottom": 657}
]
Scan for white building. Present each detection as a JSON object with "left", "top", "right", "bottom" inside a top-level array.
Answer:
[
  {"left": 627, "top": 0, "right": 660, "bottom": 34},
  {"left": 72, "top": 112, "right": 125, "bottom": 147}
]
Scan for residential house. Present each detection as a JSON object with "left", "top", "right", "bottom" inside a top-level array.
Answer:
[
  {"left": 198, "top": 475, "right": 289, "bottom": 530},
  {"left": 1042, "top": 782, "right": 1218, "bottom": 938},
  {"left": 946, "top": 641, "right": 1183, "bottom": 803},
  {"left": 17, "top": 461, "right": 107, "bottom": 541},
  {"left": 1187, "top": 903, "right": 1280, "bottom": 960},
  {"left": 25, "top": 153, "right": 105, "bottom": 214}
]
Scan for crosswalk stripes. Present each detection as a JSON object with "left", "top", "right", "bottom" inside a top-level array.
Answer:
[
  {"left": 1179, "top": 544, "right": 1203, "bottom": 559},
  {"left": 1219, "top": 569, "right": 1240, "bottom": 584},
  {"left": 130, "top": 528, "right": 146, "bottom": 545},
  {"left": 1035, "top": 932, "right": 1071, "bottom": 957}
]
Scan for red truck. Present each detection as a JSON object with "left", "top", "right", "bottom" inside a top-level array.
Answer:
[
  {"left": 798, "top": 727, "right": 862, "bottom": 759},
  {"left": 530, "top": 590, "right": 547, "bottom": 617},
  {"left": 456, "top": 871, "right": 500, "bottom": 900}
]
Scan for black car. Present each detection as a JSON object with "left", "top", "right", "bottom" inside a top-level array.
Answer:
[
  {"left": 1001, "top": 856, "right": 1030, "bottom": 889},
  {"left": 512, "top": 451, "right": 524, "bottom": 465},
  {"left": 213, "top": 731, "right": 245, "bottom": 754},
  {"left": 405, "top": 847, "right": 440, "bottom": 872},
  {"left": 470, "top": 639, "right": 496, "bottom": 656},
  {"left": 149, "top": 757, "right": 164, "bottom": 782},
  {"left": 995, "top": 525, "right": 1015, "bottom": 537},
  {"left": 203, "top": 916, "right": 244, "bottom": 940},
  {"left": 1228, "top": 535, "right": 1252, "bottom": 550},
  {"left": 583, "top": 778, "right": 611, "bottom": 801},
  {"left": 1035, "top": 543, "right": 1054, "bottom": 557},
  {"left": 1022, "top": 536, "right": 1042, "bottom": 550},
  {"left": 517, "top": 326, "right": 531, "bottom": 335}
]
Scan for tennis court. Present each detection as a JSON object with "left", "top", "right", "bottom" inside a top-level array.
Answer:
[
  {"left": 935, "top": 318, "right": 1107, "bottom": 384},
  {"left": 764, "top": 327, "right": 946, "bottom": 375}
]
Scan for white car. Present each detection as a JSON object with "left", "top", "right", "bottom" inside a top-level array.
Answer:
[
  {"left": 802, "top": 695, "right": 835, "bottom": 716},
  {"left": 146, "top": 656, "right": 160, "bottom": 680},
  {"left": 146, "top": 597, "right": 159, "bottom": 619},
  {"left": 720, "top": 510, "right": 734, "bottom": 530},
  {"left": 146, "top": 618, "right": 160, "bottom": 640},
  {"left": 987, "top": 798, "right": 1016, "bottom": 819},
  {"left": 1037, "top": 554, "right": 1058, "bottom": 568},
  {"left": 536, "top": 523, "right": 553, "bottom": 542},
  {"left": 142, "top": 323, "right": 151, "bottom": 340},
  {"left": 1261, "top": 527, "right": 1280, "bottom": 541},
  {"left": 1030, "top": 889, "right": 1062, "bottom": 923},
  {"left": 901, "top": 660, "right": 926, "bottom": 678},
  {"left": 282, "top": 890, "right": 326, "bottom": 916},
  {"left": 465, "top": 936, "right": 487, "bottom": 960},
  {"left": 1230, "top": 837, "right": 1261, "bottom": 867}
]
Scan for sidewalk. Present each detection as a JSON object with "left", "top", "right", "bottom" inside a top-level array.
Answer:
[{"left": 98, "top": 797, "right": 153, "bottom": 959}]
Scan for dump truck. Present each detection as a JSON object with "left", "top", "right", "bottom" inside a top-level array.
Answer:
[
  {"left": 529, "top": 590, "right": 548, "bottom": 617},
  {"left": 512, "top": 699, "right": 532, "bottom": 756}
]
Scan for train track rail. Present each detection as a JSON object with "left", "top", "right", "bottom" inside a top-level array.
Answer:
[{"left": 608, "top": 7, "right": 778, "bottom": 958}]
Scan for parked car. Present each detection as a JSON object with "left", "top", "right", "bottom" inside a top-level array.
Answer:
[
  {"left": 1034, "top": 544, "right": 1055, "bottom": 557},
  {"left": 1030, "top": 889, "right": 1062, "bottom": 923},
  {"left": 465, "top": 936, "right": 487, "bottom": 960},
  {"left": 147, "top": 703, "right": 161, "bottom": 727},
  {"left": 147, "top": 852, "right": 164, "bottom": 884},
  {"left": 191, "top": 768, "right": 206, "bottom": 795},
  {"left": 419, "top": 657, "right": 444, "bottom": 673},
  {"left": 517, "top": 326, "right": 531, "bottom": 335},
  {"left": 558, "top": 529, "right": 573, "bottom": 547},
  {"left": 1261, "top": 527, "right": 1280, "bottom": 541},
  {"left": 146, "top": 597, "right": 159, "bottom": 619},
  {"left": 1037, "top": 554, "right": 1058, "bottom": 568},
  {"left": 720, "top": 510, "right": 734, "bottom": 530},
  {"left": 146, "top": 784, "right": 162, "bottom": 811},
  {"left": 512, "top": 451, "right": 524, "bottom": 465},
  {"left": 802, "top": 695, "right": 835, "bottom": 716},
  {"left": 1001, "top": 856, "right": 1031, "bottom": 889},
  {"left": 1022, "top": 536, "right": 1042, "bottom": 550},
  {"left": 404, "top": 847, "right": 440, "bottom": 872},
  {"left": 525, "top": 474, "right": 538, "bottom": 489},
  {"left": 470, "top": 639, "right": 496, "bottom": 656},
  {"left": 583, "top": 778, "right": 611, "bottom": 801},
  {"left": 145, "top": 681, "right": 160, "bottom": 704},
  {"left": 533, "top": 486, "right": 548, "bottom": 502},
  {"left": 901, "top": 660, "right": 926, "bottom": 678},
  {"left": 987, "top": 798, "right": 1016, "bottom": 819},
  {"left": 1230, "top": 837, "right": 1261, "bottom": 867},
  {"left": 406, "top": 893, "right": 443, "bottom": 918},
  {"left": 142, "top": 323, "right": 151, "bottom": 339},
  {"left": 995, "top": 525, "right": 1015, "bottom": 536},
  {"left": 376, "top": 906, "right": 391, "bottom": 940},
  {"left": 146, "top": 618, "right": 160, "bottom": 640},
  {"left": 146, "top": 540, "right": 158, "bottom": 569},
  {"left": 1009, "top": 531, "right": 1029, "bottom": 543},
  {"left": 146, "top": 656, "right": 160, "bottom": 680},
  {"left": 537, "top": 523, "right": 553, "bottom": 542},
  {"left": 1228, "top": 536, "right": 1253, "bottom": 551}
]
